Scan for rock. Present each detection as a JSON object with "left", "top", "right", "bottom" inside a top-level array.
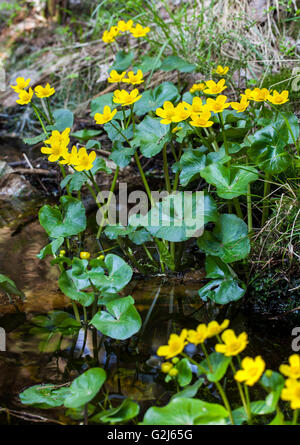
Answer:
[
  {"left": 0, "top": 162, "right": 38, "bottom": 200},
  {"left": 0, "top": 160, "right": 13, "bottom": 178}
]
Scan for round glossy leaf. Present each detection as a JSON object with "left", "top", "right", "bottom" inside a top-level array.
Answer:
[
  {"left": 91, "top": 296, "right": 141, "bottom": 340},
  {"left": 141, "top": 398, "right": 228, "bottom": 425},
  {"left": 197, "top": 214, "right": 250, "bottom": 263},
  {"left": 88, "top": 254, "right": 133, "bottom": 293},
  {"left": 64, "top": 368, "right": 106, "bottom": 409},
  {"left": 91, "top": 398, "right": 139, "bottom": 424},
  {"left": 39, "top": 196, "right": 86, "bottom": 239},
  {"left": 160, "top": 55, "right": 196, "bottom": 73},
  {"left": 20, "top": 385, "right": 71, "bottom": 409},
  {"left": 131, "top": 116, "right": 171, "bottom": 158},
  {"left": 199, "top": 352, "right": 232, "bottom": 382},
  {"left": 58, "top": 270, "right": 94, "bottom": 307}
]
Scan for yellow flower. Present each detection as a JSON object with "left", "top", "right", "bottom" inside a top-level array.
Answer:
[
  {"left": 215, "top": 329, "right": 248, "bottom": 357},
  {"left": 206, "top": 95, "right": 230, "bottom": 113},
  {"left": 44, "top": 128, "right": 70, "bottom": 150},
  {"left": 204, "top": 79, "right": 227, "bottom": 95},
  {"left": 206, "top": 320, "right": 230, "bottom": 338},
  {"left": 187, "top": 324, "right": 207, "bottom": 345},
  {"left": 41, "top": 144, "right": 68, "bottom": 163},
  {"left": 74, "top": 147, "right": 97, "bottom": 172},
  {"left": 80, "top": 252, "right": 90, "bottom": 260},
  {"left": 16, "top": 88, "right": 34, "bottom": 105},
  {"left": 117, "top": 19, "right": 133, "bottom": 32},
  {"left": 59, "top": 146, "right": 79, "bottom": 165},
  {"left": 35, "top": 83, "right": 55, "bottom": 98},
  {"left": 102, "top": 27, "right": 119, "bottom": 43},
  {"left": 156, "top": 101, "right": 177, "bottom": 124},
  {"left": 161, "top": 362, "right": 173, "bottom": 373},
  {"left": 267, "top": 90, "right": 289, "bottom": 105},
  {"left": 190, "top": 83, "right": 206, "bottom": 94},
  {"left": 230, "top": 96, "right": 250, "bottom": 112},
  {"left": 171, "top": 126, "right": 182, "bottom": 133},
  {"left": 234, "top": 356, "right": 266, "bottom": 386},
  {"left": 169, "top": 368, "right": 179, "bottom": 377},
  {"left": 123, "top": 69, "right": 144, "bottom": 85},
  {"left": 107, "top": 70, "right": 126, "bottom": 83},
  {"left": 190, "top": 111, "right": 214, "bottom": 128},
  {"left": 157, "top": 329, "right": 188, "bottom": 359},
  {"left": 94, "top": 105, "right": 117, "bottom": 124},
  {"left": 172, "top": 102, "right": 192, "bottom": 123},
  {"left": 280, "top": 354, "right": 300, "bottom": 379},
  {"left": 10, "top": 77, "right": 31, "bottom": 93},
  {"left": 281, "top": 379, "right": 300, "bottom": 410},
  {"left": 189, "top": 97, "right": 207, "bottom": 114},
  {"left": 113, "top": 88, "right": 141, "bottom": 106},
  {"left": 130, "top": 23, "right": 150, "bottom": 38},
  {"left": 215, "top": 65, "right": 229, "bottom": 76},
  {"left": 247, "top": 87, "right": 269, "bottom": 102}
]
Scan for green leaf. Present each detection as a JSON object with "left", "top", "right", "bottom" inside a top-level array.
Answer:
[
  {"left": 173, "top": 148, "right": 207, "bottom": 186},
  {"left": 171, "top": 378, "right": 204, "bottom": 400},
  {"left": 132, "top": 116, "right": 171, "bottom": 158},
  {"left": 91, "top": 157, "right": 112, "bottom": 174},
  {"left": 37, "top": 237, "right": 64, "bottom": 260},
  {"left": 23, "top": 134, "right": 46, "bottom": 145},
  {"left": 134, "top": 82, "right": 180, "bottom": 116},
  {"left": 109, "top": 142, "right": 135, "bottom": 168},
  {"left": 104, "top": 121, "right": 133, "bottom": 143},
  {"left": 39, "top": 196, "right": 86, "bottom": 239},
  {"left": 86, "top": 139, "right": 101, "bottom": 150},
  {"left": 247, "top": 123, "right": 290, "bottom": 174},
  {"left": 141, "top": 398, "right": 228, "bottom": 425},
  {"left": 200, "top": 164, "right": 258, "bottom": 199},
  {"left": 131, "top": 192, "right": 218, "bottom": 242},
  {"left": 58, "top": 266, "right": 94, "bottom": 307},
  {"left": 161, "top": 55, "right": 196, "bottom": 73},
  {"left": 60, "top": 172, "right": 87, "bottom": 193},
  {"left": 71, "top": 129, "right": 102, "bottom": 141},
  {"left": 31, "top": 311, "right": 80, "bottom": 335},
  {"left": 52, "top": 109, "right": 74, "bottom": 131},
  {"left": 91, "top": 398, "right": 139, "bottom": 424},
  {"left": 177, "top": 358, "right": 193, "bottom": 387},
  {"left": 199, "top": 352, "right": 231, "bottom": 382},
  {"left": 0, "top": 274, "right": 25, "bottom": 299},
  {"left": 135, "top": 56, "right": 162, "bottom": 73},
  {"left": 64, "top": 368, "right": 106, "bottom": 409},
  {"left": 155, "top": 239, "right": 175, "bottom": 270},
  {"left": 19, "top": 385, "right": 71, "bottom": 409},
  {"left": 88, "top": 254, "right": 132, "bottom": 293},
  {"left": 91, "top": 295, "right": 141, "bottom": 340},
  {"left": 199, "top": 256, "right": 246, "bottom": 304},
  {"left": 197, "top": 214, "right": 250, "bottom": 263},
  {"left": 90, "top": 92, "right": 114, "bottom": 117},
  {"left": 111, "top": 50, "right": 135, "bottom": 72}
]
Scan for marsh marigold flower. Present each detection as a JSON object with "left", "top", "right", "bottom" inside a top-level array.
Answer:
[
  {"left": 113, "top": 88, "right": 141, "bottom": 106},
  {"left": 173, "top": 102, "right": 191, "bottom": 122},
  {"left": 234, "top": 356, "right": 265, "bottom": 386},
  {"left": 215, "top": 329, "right": 248, "bottom": 357},
  {"left": 267, "top": 90, "right": 289, "bottom": 105},
  {"left": 156, "top": 101, "right": 177, "bottom": 124},
  {"left": 189, "top": 97, "right": 209, "bottom": 115},
  {"left": 94, "top": 106, "right": 117, "bottom": 125},
  {"left": 204, "top": 79, "right": 227, "bottom": 95},
  {"left": 157, "top": 329, "right": 188, "bottom": 359},
  {"left": 280, "top": 354, "right": 300, "bottom": 379},
  {"left": 44, "top": 128, "right": 70, "bottom": 150},
  {"left": 215, "top": 65, "right": 229, "bottom": 76},
  {"left": 130, "top": 23, "right": 150, "bottom": 38},
  {"left": 281, "top": 379, "right": 300, "bottom": 410},
  {"left": 41, "top": 144, "right": 68, "bottom": 163},
  {"left": 117, "top": 19, "right": 133, "bottom": 32},
  {"left": 190, "top": 83, "right": 206, "bottom": 94},
  {"left": 246, "top": 87, "right": 269, "bottom": 102},
  {"left": 107, "top": 70, "right": 126, "bottom": 83},
  {"left": 102, "top": 27, "right": 119, "bottom": 43},
  {"left": 230, "top": 96, "right": 250, "bottom": 113},
  {"left": 60, "top": 146, "right": 79, "bottom": 166},
  {"left": 190, "top": 111, "right": 214, "bottom": 128},
  {"left": 206, "top": 319, "right": 230, "bottom": 338},
  {"left": 35, "top": 83, "right": 55, "bottom": 98},
  {"left": 187, "top": 324, "right": 207, "bottom": 345},
  {"left": 10, "top": 77, "right": 31, "bottom": 93},
  {"left": 80, "top": 252, "right": 91, "bottom": 260},
  {"left": 123, "top": 69, "right": 144, "bottom": 85},
  {"left": 206, "top": 95, "right": 230, "bottom": 113},
  {"left": 74, "top": 147, "right": 97, "bottom": 172},
  {"left": 16, "top": 88, "right": 34, "bottom": 105}
]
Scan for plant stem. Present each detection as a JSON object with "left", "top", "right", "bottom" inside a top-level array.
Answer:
[
  {"left": 230, "top": 361, "right": 252, "bottom": 424},
  {"left": 134, "top": 152, "right": 154, "bottom": 206},
  {"left": 293, "top": 409, "right": 299, "bottom": 425},
  {"left": 97, "top": 166, "right": 119, "bottom": 238},
  {"left": 162, "top": 143, "right": 171, "bottom": 193},
  {"left": 233, "top": 197, "right": 243, "bottom": 219},
  {"left": 261, "top": 172, "right": 271, "bottom": 226}
]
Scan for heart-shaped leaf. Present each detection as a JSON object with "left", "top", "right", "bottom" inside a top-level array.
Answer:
[
  {"left": 197, "top": 214, "right": 250, "bottom": 263},
  {"left": 199, "top": 352, "right": 232, "bottom": 382},
  {"left": 88, "top": 254, "right": 133, "bottom": 293},
  {"left": 134, "top": 82, "right": 179, "bottom": 116},
  {"left": 160, "top": 56, "right": 196, "bottom": 73},
  {"left": 64, "top": 368, "right": 106, "bottom": 409},
  {"left": 131, "top": 116, "right": 171, "bottom": 158},
  {"left": 91, "top": 398, "right": 139, "bottom": 424}
]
